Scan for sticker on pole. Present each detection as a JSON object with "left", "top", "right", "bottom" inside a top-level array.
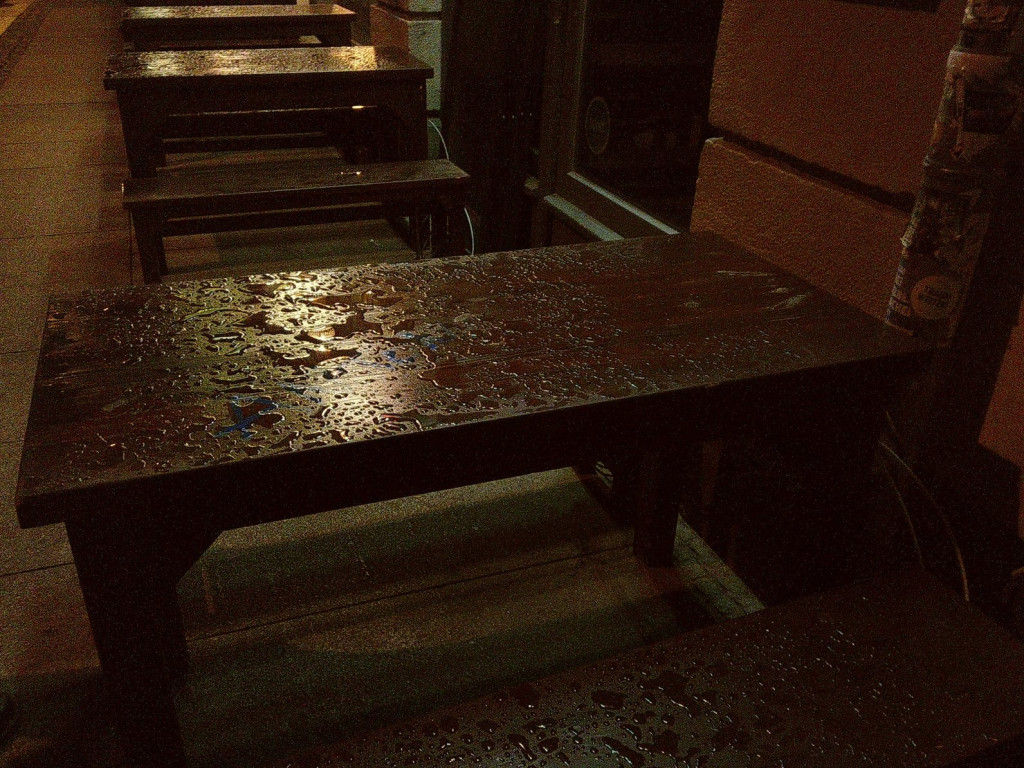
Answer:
[{"left": 910, "top": 275, "right": 960, "bottom": 320}]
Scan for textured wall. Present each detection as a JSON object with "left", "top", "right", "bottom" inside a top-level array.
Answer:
[
  {"left": 693, "top": 0, "right": 1024, "bottom": 538},
  {"left": 691, "top": 1, "right": 963, "bottom": 316},
  {"left": 691, "top": 139, "right": 908, "bottom": 319},
  {"left": 709, "top": 0, "right": 962, "bottom": 195},
  {"left": 371, "top": 2, "right": 443, "bottom": 111},
  {"left": 980, "top": 302, "right": 1024, "bottom": 535}
]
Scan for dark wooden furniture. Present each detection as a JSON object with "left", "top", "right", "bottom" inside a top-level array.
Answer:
[
  {"left": 120, "top": 4, "right": 356, "bottom": 50},
  {"left": 267, "top": 570, "right": 1024, "bottom": 767},
  {"left": 16, "top": 234, "right": 928, "bottom": 768},
  {"left": 103, "top": 45, "right": 432, "bottom": 177},
  {"left": 122, "top": 157, "right": 470, "bottom": 282},
  {"left": 125, "top": 0, "right": 295, "bottom": 5}
]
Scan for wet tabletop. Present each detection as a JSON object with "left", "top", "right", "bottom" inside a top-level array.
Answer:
[
  {"left": 269, "top": 572, "right": 1024, "bottom": 767},
  {"left": 104, "top": 45, "right": 431, "bottom": 88},
  {"left": 16, "top": 234, "right": 925, "bottom": 526},
  {"left": 122, "top": 4, "right": 356, "bottom": 21}
]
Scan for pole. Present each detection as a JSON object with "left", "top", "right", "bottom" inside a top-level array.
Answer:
[{"left": 886, "top": 0, "right": 1024, "bottom": 345}]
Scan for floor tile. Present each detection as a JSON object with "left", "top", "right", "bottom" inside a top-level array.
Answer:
[
  {"left": 0, "top": 441, "right": 73, "bottom": 577},
  {"left": 0, "top": 278, "right": 46, "bottom": 353},
  {"left": 0, "top": 138, "right": 125, "bottom": 169},
  {"left": 177, "top": 546, "right": 709, "bottom": 768},
  {"left": 0, "top": 102, "right": 121, "bottom": 147},
  {"left": 0, "top": 565, "right": 121, "bottom": 768},
  {"left": 0, "top": 4, "right": 30, "bottom": 37},
  {"left": 178, "top": 469, "right": 622, "bottom": 637},
  {"left": 0, "top": 236, "right": 49, "bottom": 284},
  {"left": 0, "top": 21, "right": 117, "bottom": 104},
  {"left": 336, "top": 469, "right": 628, "bottom": 594},
  {"left": 43, "top": 229, "right": 134, "bottom": 292},
  {"left": 164, "top": 220, "right": 415, "bottom": 281},
  {"left": 0, "top": 351, "right": 36, "bottom": 443},
  {"left": 2, "top": 231, "right": 133, "bottom": 293},
  {"left": 23, "top": 5, "right": 120, "bottom": 42},
  {"left": 0, "top": 166, "right": 128, "bottom": 239},
  {"left": 0, "top": 565, "right": 96, "bottom": 678},
  {"left": 0, "top": 73, "right": 114, "bottom": 106}
]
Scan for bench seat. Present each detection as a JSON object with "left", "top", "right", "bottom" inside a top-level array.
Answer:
[
  {"left": 122, "top": 157, "right": 469, "bottom": 282},
  {"left": 120, "top": 4, "right": 356, "bottom": 50},
  {"left": 272, "top": 571, "right": 1024, "bottom": 767}
]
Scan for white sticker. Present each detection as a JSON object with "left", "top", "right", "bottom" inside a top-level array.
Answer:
[{"left": 910, "top": 275, "right": 960, "bottom": 320}]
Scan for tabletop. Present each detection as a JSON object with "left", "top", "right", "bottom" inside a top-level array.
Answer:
[
  {"left": 16, "top": 234, "right": 927, "bottom": 528},
  {"left": 104, "top": 45, "right": 432, "bottom": 90},
  {"left": 122, "top": 4, "right": 357, "bottom": 21}
]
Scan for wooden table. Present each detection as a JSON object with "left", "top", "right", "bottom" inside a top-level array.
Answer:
[
  {"left": 120, "top": 4, "right": 357, "bottom": 50},
  {"left": 103, "top": 45, "right": 431, "bottom": 177},
  {"left": 16, "top": 234, "right": 929, "bottom": 768},
  {"left": 125, "top": 0, "right": 296, "bottom": 6}
]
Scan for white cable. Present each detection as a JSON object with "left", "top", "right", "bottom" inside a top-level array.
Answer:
[
  {"left": 428, "top": 118, "right": 474, "bottom": 255},
  {"left": 878, "top": 441, "right": 970, "bottom": 602},
  {"left": 428, "top": 118, "right": 450, "bottom": 160},
  {"left": 464, "top": 207, "right": 475, "bottom": 256},
  {"left": 879, "top": 459, "right": 926, "bottom": 569}
]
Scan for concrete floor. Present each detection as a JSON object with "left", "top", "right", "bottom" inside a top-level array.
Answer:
[{"left": 0, "top": 4, "right": 762, "bottom": 767}]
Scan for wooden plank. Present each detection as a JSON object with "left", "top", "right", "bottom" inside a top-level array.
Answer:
[
  {"left": 266, "top": 571, "right": 1024, "bottom": 768},
  {"left": 104, "top": 45, "right": 432, "bottom": 176},
  {"left": 104, "top": 45, "right": 432, "bottom": 89},
  {"left": 16, "top": 233, "right": 928, "bottom": 528},
  {"left": 121, "top": 4, "right": 356, "bottom": 48},
  {"left": 123, "top": 157, "right": 468, "bottom": 208}
]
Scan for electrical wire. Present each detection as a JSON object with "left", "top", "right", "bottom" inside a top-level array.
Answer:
[
  {"left": 879, "top": 458, "right": 926, "bottom": 569},
  {"left": 464, "top": 207, "right": 475, "bottom": 256},
  {"left": 428, "top": 117, "right": 450, "bottom": 160},
  {"left": 428, "top": 118, "right": 475, "bottom": 256},
  {"left": 878, "top": 441, "right": 970, "bottom": 602},
  {"left": 884, "top": 410, "right": 907, "bottom": 455},
  {"left": 127, "top": 219, "right": 138, "bottom": 284}
]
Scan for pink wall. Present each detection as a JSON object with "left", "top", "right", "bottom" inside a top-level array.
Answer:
[
  {"left": 980, "top": 304, "right": 1024, "bottom": 536},
  {"left": 692, "top": 0, "right": 964, "bottom": 317},
  {"left": 691, "top": 0, "right": 1024, "bottom": 537}
]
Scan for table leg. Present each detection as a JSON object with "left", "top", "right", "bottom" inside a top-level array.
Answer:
[
  {"left": 707, "top": 386, "right": 889, "bottom": 603},
  {"left": 630, "top": 444, "right": 702, "bottom": 567},
  {"left": 432, "top": 196, "right": 463, "bottom": 258},
  {"left": 65, "top": 514, "right": 203, "bottom": 768},
  {"left": 317, "top": 23, "right": 352, "bottom": 46},
  {"left": 116, "top": 92, "right": 165, "bottom": 178},
  {"left": 378, "top": 84, "right": 429, "bottom": 161},
  {"left": 131, "top": 214, "right": 167, "bottom": 284}
]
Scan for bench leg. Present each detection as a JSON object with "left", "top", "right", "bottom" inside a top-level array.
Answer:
[
  {"left": 116, "top": 92, "right": 165, "bottom": 178},
  {"left": 65, "top": 513, "right": 217, "bottom": 768},
  {"left": 406, "top": 207, "right": 425, "bottom": 258},
  {"left": 132, "top": 215, "right": 167, "bottom": 284},
  {"left": 378, "top": 87, "right": 429, "bottom": 161},
  {"left": 316, "top": 29, "right": 352, "bottom": 46},
  {"left": 431, "top": 200, "right": 453, "bottom": 259},
  {"left": 66, "top": 516, "right": 187, "bottom": 768},
  {"left": 630, "top": 444, "right": 703, "bottom": 567},
  {"left": 706, "top": 387, "right": 888, "bottom": 603}
]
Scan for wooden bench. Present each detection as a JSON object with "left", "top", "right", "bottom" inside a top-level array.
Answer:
[
  {"left": 122, "top": 157, "right": 470, "bottom": 282},
  {"left": 104, "top": 46, "right": 432, "bottom": 178},
  {"left": 120, "top": 4, "right": 356, "bottom": 50},
  {"left": 15, "top": 234, "right": 930, "bottom": 768},
  {"left": 124, "top": 0, "right": 296, "bottom": 6},
  {"left": 268, "top": 570, "right": 1024, "bottom": 767}
]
